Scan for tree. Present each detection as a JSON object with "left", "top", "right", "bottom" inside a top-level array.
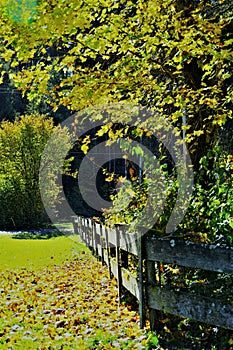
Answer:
[
  {"left": 0, "top": 114, "right": 72, "bottom": 229},
  {"left": 0, "top": 0, "right": 232, "bottom": 170}
]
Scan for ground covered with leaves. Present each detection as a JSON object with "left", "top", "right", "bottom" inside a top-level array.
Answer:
[
  {"left": 1, "top": 234, "right": 232, "bottom": 349},
  {"left": 0, "top": 235, "right": 155, "bottom": 349}
]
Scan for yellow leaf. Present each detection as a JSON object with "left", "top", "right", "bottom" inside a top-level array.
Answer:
[
  {"left": 105, "top": 175, "right": 114, "bottom": 182},
  {"left": 81, "top": 144, "right": 89, "bottom": 154},
  {"left": 193, "top": 130, "right": 204, "bottom": 136},
  {"left": 80, "top": 56, "right": 87, "bottom": 62},
  {"left": 11, "top": 61, "right": 19, "bottom": 68},
  {"left": 173, "top": 55, "right": 181, "bottom": 63}
]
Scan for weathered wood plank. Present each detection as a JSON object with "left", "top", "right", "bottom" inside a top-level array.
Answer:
[
  {"left": 148, "top": 285, "right": 233, "bottom": 329},
  {"left": 119, "top": 231, "right": 139, "bottom": 256},
  {"left": 106, "top": 228, "right": 118, "bottom": 246},
  {"left": 94, "top": 223, "right": 102, "bottom": 237},
  {"left": 96, "top": 244, "right": 102, "bottom": 258},
  {"left": 146, "top": 237, "right": 233, "bottom": 274},
  {"left": 98, "top": 226, "right": 138, "bottom": 253},
  {"left": 103, "top": 249, "right": 108, "bottom": 265},
  {"left": 121, "top": 268, "right": 139, "bottom": 300},
  {"left": 110, "top": 258, "right": 118, "bottom": 279},
  {"left": 110, "top": 261, "right": 139, "bottom": 300}
]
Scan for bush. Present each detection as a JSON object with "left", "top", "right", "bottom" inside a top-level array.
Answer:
[
  {"left": 179, "top": 146, "right": 233, "bottom": 245},
  {"left": 104, "top": 145, "right": 233, "bottom": 246},
  {"left": 0, "top": 114, "right": 71, "bottom": 229}
]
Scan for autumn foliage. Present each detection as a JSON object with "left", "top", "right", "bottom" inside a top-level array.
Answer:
[{"left": 0, "top": 0, "right": 232, "bottom": 168}]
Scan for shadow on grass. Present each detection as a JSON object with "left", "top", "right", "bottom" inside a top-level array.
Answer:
[
  {"left": 10, "top": 222, "right": 74, "bottom": 240},
  {"left": 12, "top": 230, "right": 65, "bottom": 240}
]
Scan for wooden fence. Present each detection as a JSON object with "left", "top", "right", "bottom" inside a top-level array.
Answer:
[{"left": 72, "top": 216, "right": 233, "bottom": 330}]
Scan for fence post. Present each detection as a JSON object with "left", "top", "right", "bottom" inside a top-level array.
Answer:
[
  {"left": 146, "top": 259, "right": 158, "bottom": 331},
  {"left": 145, "top": 233, "right": 158, "bottom": 331},
  {"left": 138, "top": 234, "right": 146, "bottom": 328},
  {"left": 86, "top": 219, "right": 89, "bottom": 246},
  {"left": 85, "top": 218, "right": 88, "bottom": 244},
  {"left": 93, "top": 222, "right": 98, "bottom": 257},
  {"left": 105, "top": 227, "right": 112, "bottom": 279},
  {"left": 90, "top": 220, "right": 94, "bottom": 254},
  {"left": 81, "top": 217, "right": 84, "bottom": 241},
  {"left": 120, "top": 227, "right": 129, "bottom": 269},
  {"left": 88, "top": 218, "right": 92, "bottom": 249},
  {"left": 72, "top": 217, "right": 77, "bottom": 235},
  {"left": 116, "top": 228, "right": 123, "bottom": 305},
  {"left": 75, "top": 217, "right": 79, "bottom": 235},
  {"left": 100, "top": 225, "right": 105, "bottom": 266},
  {"left": 82, "top": 217, "right": 86, "bottom": 242},
  {"left": 84, "top": 218, "right": 88, "bottom": 244}
]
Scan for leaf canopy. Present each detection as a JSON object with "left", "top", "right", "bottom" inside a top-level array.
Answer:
[{"left": 0, "top": 0, "right": 232, "bottom": 166}]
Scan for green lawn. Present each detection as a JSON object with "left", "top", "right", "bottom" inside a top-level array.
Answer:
[{"left": 0, "top": 234, "right": 89, "bottom": 271}]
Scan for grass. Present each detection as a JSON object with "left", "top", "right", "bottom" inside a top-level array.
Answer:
[
  {"left": 0, "top": 233, "right": 150, "bottom": 349},
  {"left": 0, "top": 234, "right": 89, "bottom": 271}
]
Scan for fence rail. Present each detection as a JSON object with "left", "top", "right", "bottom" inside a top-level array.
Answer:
[{"left": 72, "top": 216, "right": 233, "bottom": 330}]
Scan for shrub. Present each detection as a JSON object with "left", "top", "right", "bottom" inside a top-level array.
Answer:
[
  {"left": 104, "top": 145, "right": 233, "bottom": 246},
  {"left": 0, "top": 114, "right": 71, "bottom": 229},
  {"left": 179, "top": 146, "right": 233, "bottom": 245}
]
